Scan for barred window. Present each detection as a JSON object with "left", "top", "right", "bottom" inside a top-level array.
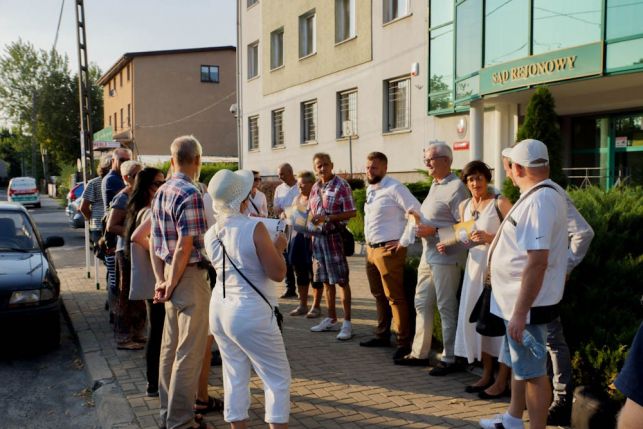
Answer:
[
  {"left": 385, "top": 77, "right": 410, "bottom": 131},
  {"left": 337, "top": 89, "right": 357, "bottom": 138},
  {"left": 248, "top": 115, "right": 259, "bottom": 150},
  {"left": 272, "top": 109, "right": 284, "bottom": 148},
  {"left": 301, "top": 100, "right": 317, "bottom": 144}
]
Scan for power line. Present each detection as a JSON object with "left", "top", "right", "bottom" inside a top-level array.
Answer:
[{"left": 52, "top": 0, "right": 66, "bottom": 52}]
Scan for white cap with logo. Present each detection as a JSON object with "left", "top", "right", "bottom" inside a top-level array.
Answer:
[{"left": 502, "top": 139, "right": 549, "bottom": 167}]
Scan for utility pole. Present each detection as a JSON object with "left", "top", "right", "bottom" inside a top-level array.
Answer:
[
  {"left": 74, "top": 0, "right": 94, "bottom": 281},
  {"left": 74, "top": 0, "right": 95, "bottom": 179}
]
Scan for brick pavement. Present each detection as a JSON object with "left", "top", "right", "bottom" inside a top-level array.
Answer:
[{"left": 60, "top": 256, "right": 521, "bottom": 429}]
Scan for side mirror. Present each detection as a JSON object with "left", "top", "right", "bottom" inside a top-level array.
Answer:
[{"left": 44, "top": 236, "right": 65, "bottom": 248}]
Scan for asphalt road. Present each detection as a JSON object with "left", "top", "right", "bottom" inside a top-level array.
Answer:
[{"left": 0, "top": 189, "right": 99, "bottom": 428}]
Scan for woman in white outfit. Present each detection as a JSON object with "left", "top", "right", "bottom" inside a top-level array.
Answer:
[
  {"left": 440, "top": 161, "right": 512, "bottom": 399},
  {"left": 204, "top": 169, "right": 291, "bottom": 429}
]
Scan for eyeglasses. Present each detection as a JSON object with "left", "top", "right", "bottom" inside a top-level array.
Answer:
[
  {"left": 153, "top": 180, "right": 165, "bottom": 188},
  {"left": 423, "top": 156, "right": 446, "bottom": 166}
]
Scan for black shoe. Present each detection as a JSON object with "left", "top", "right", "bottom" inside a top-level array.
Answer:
[
  {"left": 280, "top": 291, "right": 298, "bottom": 299},
  {"left": 392, "top": 346, "right": 412, "bottom": 360},
  {"left": 547, "top": 399, "right": 572, "bottom": 426},
  {"left": 478, "top": 387, "right": 511, "bottom": 400},
  {"left": 359, "top": 337, "right": 391, "bottom": 348},
  {"left": 394, "top": 355, "right": 431, "bottom": 366},
  {"left": 464, "top": 379, "right": 494, "bottom": 393},
  {"left": 146, "top": 384, "right": 159, "bottom": 397},
  {"left": 428, "top": 361, "right": 462, "bottom": 376}
]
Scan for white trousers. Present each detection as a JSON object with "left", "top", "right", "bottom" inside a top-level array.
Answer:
[
  {"left": 410, "top": 262, "right": 462, "bottom": 362},
  {"left": 210, "top": 292, "right": 291, "bottom": 424}
]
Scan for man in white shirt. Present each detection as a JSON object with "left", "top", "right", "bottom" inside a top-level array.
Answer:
[
  {"left": 481, "top": 139, "right": 568, "bottom": 429},
  {"left": 273, "top": 163, "right": 300, "bottom": 299},
  {"left": 359, "top": 152, "right": 422, "bottom": 360},
  {"left": 502, "top": 154, "right": 594, "bottom": 427},
  {"left": 243, "top": 170, "right": 268, "bottom": 217}
]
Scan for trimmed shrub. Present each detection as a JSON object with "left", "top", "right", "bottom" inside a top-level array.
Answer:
[{"left": 501, "top": 177, "right": 520, "bottom": 203}]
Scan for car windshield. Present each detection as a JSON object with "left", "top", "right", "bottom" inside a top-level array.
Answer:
[{"left": 0, "top": 211, "right": 39, "bottom": 251}]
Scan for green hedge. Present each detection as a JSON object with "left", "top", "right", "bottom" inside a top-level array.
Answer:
[{"left": 155, "top": 161, "right": 238, "bottom": 185}]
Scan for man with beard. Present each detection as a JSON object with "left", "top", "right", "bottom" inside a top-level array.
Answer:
[{"left": 360, "top": 152, "right": 421, "bottom": 360}]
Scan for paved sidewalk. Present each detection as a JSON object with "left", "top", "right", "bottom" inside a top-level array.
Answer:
[{"left": 61, "top": 256, "right": 514, "bottom": 429}]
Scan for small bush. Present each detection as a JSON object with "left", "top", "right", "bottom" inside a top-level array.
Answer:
[
  {"left": 55, "top": 163, "right": 78, "bottom": 199},
  {"left": 346, "top": 177, "right": 365, "bottom": 190},
  {"left": 501, "top": 177, "right": 520, "bottom": 203},
  {"left": 572, "top": 342, "right": 627, "bottom": 402},
  {"left": 406, "top": 181, "right": 432, "bottom": 202}
]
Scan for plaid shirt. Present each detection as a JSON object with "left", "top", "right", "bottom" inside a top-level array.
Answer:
[
  {"left": 309, "top": 175, "right": 355, "bottom": 228},
  {"left": 151, "top": 172, "right": 207, "bottom": 265}
]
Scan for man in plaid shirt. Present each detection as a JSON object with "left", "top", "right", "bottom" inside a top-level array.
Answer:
[{"left": 150, "top": 135, "right": 213, "bottom": 429}]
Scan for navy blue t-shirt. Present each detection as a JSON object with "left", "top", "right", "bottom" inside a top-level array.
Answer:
[
  {"left": 615, "top": 322, "right": 643, "bottom": 406},
  {"left": 101, "top": 170, "right": 125, "bottom": 211}
]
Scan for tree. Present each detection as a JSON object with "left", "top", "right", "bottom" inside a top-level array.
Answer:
[{"left": 516, "top": 86, "right": 567, "bottom": 186}]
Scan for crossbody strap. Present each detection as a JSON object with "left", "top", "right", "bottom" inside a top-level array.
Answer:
[
  {"left": 493, "top": 194, "right": 504, "bottom": 222},
  {"left": 217, "top": 239, "right": 274, "bottom": 312},
  {"left": 486, "top": 183, "right": 558, "bottom": 278}
]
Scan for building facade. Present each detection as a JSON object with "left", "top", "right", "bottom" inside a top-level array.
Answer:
[
  {"left": 240, "top": 0, "right": 643, "bottom": 188},
  {"left": 97, "top": 47, "right": 238, "bottom": 163}
]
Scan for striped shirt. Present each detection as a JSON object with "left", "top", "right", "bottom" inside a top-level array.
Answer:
[
  {"left": 151, "top": 172, "right": 207, "bottom": 265},
  {"left": 81, "top": 176, "right": 105, "bottom": 231}
]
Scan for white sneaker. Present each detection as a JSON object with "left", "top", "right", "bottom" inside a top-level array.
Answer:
[
  {"left": 336, "top": 321, "right": 353, "bottom": 340},
  {"left": 479, "top": 413, "right": 524, "bottom": 429},
  {"left": 310, "top": 317, "right": 339, "bottom": 332}
]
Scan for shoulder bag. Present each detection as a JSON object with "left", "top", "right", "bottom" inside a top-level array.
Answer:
[{"left": 469, "top": 184, "right": 555, "bottom": 336}]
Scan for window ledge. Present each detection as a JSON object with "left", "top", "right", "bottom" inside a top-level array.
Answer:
[
  {"left": 383, "top": 12, "right": 413, "bottom": 27},
  {"left": 335, "top": 35, "right": 357, "bottom": 47},
  {"left": 298, "top": 51, "right": 317, "bottom": 61},
  {"left": 382, "top": 128, "right": 411, "bottom": 136},
  {"left": 336, "top": 135, "right": 359, "bottom": 142},
  {"left": 270, "top": 65, "right": 285, "bottom": 72},
  {"left": 247, "top": 75, "right": 261, "bottom": 82},
  {"left": 248, "top": 148, "right": 260, "bottom": 153},
  {"left": 300, "top": 140, "right": 318, "bottom": 146},
  {"left": 272, "top": 145, "right": 286, "bottom": 150}
]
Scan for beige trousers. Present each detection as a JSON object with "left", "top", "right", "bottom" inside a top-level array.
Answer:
[{"left": 159, "top": 265, "right": 211, "bottom": 429}]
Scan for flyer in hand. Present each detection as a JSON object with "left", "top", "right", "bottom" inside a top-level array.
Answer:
[{"left": 437, "top": 219, "right": 476, "bottom": 247}]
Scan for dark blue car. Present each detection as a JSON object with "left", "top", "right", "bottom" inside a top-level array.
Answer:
[{"left": 0, "top": 202, "right": 65, "bottom": 351}]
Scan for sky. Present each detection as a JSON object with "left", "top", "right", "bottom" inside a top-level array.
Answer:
[{"left": 0, "top": 0, "right": 237, "bottom": 74}]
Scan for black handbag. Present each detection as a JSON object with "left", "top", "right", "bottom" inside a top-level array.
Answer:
[
  {"left": 469, "top": 281, "right": 506, "bottom": 337},
  {"left": 338, "top": 225, "right": 355, "bottom": 257},
  {"left": 218, "top": 239, "right": 283, "bottom": 332}
]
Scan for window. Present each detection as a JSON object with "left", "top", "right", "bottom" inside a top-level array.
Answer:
[
  {"left": 532, "top": 0, "right": 601, "bottom": 55},
  {"left": 247, "top": 42, "right": 259, "bottom": 79},
  {"left": 248, "top": 116, "right": 259, "bottom": 150},
  {"left": 299, "top": 10, "right": 316, "bottom": 58},
  {"left": 429, "top": 19, "right": 454, "bottom": 112},
  {"left": 120, "top": 108, "right": 124, "bottom": 129},
  {"left": 270, "top": 28, "right": 284, "bottom": 69},
  {"left": 247, "top": 0, "right": 258, "bottom": 7},
  {"left": 119, "top": 70, "right": 123, "bottom": 87},
  {"left": 607, "top": 0, "right": 643, "bottom": 40},
  {"left": 272, "top": 109, "right": 285, "bottom": 148},
  {"left": 383, "top": 0, "right": 408, "bottom": 24},
  {"left": 127, "top": 104, "right": 131, "bottom": 127},
  {"left": 337, "top": 89, "right": 357, "bottom": 138},
  {"left": 430, "top": 0, "right": 452, "bottom": 27},
  {"left": 456, "top": 0, "right": 482, "bottom": 79},
  {"left": 108, "top": 116, "right": 111, "bottom": 127},
  {"left": 385, "top": 77, "right": 410, "bottom": 131},
  {"left": 301, "top": 100, "right": 317, "bottom": 143},
  {"left": 200, "top": 65, "right": 220, "bottom": 83},
  {"left": 113, "top": 113, "right": 117, "bottom": 132},
  {"left": 485, "top": 0, "right": 529, "bottom": 66},
  {"left": 335, "top": 0, "right": 356, "bottom": 43},
  {"left": 126, "top": 64, "right": 130, "bottom": 81}
]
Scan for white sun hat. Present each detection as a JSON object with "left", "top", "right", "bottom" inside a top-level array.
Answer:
[
  {"left": 207, "top": 169, "right": 254, "bottom": 216},
  {"left": 501, "top": 139, "right": 549, "bottom": 167}
]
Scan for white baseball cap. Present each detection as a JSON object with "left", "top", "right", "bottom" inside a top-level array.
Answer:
[{"left": 502, "top": 139, "right": 549, "bottom": 167}]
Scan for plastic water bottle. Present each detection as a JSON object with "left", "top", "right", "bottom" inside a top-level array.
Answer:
[
  {"left": 399, "top": 216, "right": 417, "bottom": 247},
  {"left": 522, "top": 330, "right": 547, "bottom": 359}
]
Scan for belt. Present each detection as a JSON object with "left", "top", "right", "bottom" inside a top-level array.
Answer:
[
  {"left": 187, "top": 260, "right": 210, "bottom": 270},
  {"left": 367, "top": 241, "right": 390, "bottom": 248}
]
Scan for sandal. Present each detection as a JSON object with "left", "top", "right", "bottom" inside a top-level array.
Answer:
[{"left": 193, "top": 395, "right": 224, "bottom": 414}]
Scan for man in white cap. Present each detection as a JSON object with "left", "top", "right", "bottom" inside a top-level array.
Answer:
[{"left": 480, "top": 139, "right": 567, "bottom": 429}]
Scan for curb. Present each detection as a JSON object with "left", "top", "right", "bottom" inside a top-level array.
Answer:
[{"left": 61, "top": 294, "right": 138, "bottom": 428}]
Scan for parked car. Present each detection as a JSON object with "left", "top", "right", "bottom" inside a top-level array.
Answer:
[
  {"left": 7, "top": 176, "right": 41, "bottom": 208},
  {"left": 0, "top": 202, "right": 64, "bottom": 351},
  {"left": 65, "top": 183, "right": 85, "bottom": 229}
]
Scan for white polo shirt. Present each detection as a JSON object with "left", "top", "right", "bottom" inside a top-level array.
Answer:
[
  {"left": 273, "top": 182, "right": 299, "bottom": 214},
  {"left": 490, "top": 179, "right": 568, "bottom": 322},
  {"left": 364, "top": 176, "right": 421, "bottom": 245},
  {"left": 243, "top": 190, "right": 268, "bottom": 217}
]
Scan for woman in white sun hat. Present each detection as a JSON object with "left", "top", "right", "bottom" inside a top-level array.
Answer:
[{"left": 204, "top": 169, "right": 291, "bottom": 429}]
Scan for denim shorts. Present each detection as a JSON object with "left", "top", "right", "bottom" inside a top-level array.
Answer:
[{"left": 498, "top": 322, "right": 548, "bottom": 380}]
